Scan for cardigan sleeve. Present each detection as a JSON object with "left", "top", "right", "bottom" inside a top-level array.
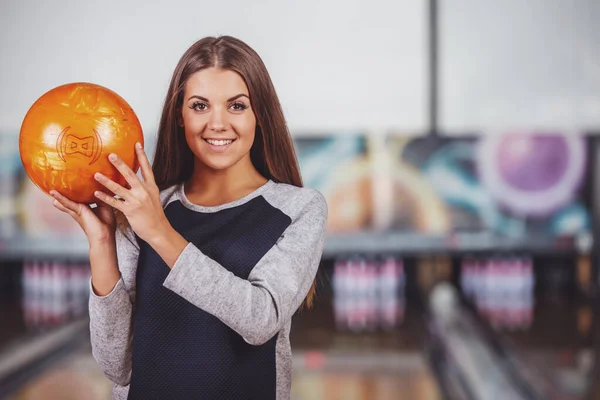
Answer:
[{"left": 88, "top": 224, "right": 138, "bottom": 386}]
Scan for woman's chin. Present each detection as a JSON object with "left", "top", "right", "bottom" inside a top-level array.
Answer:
[{"left": 198, "top": 157, "right": 239, "bottom": 172}]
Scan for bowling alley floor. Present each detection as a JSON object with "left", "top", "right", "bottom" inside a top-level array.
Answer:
[
  {"left": 2, "top": 261, "right": 597, "bottom": 400},
  {"left": 5, "top": 335, "right": 439, "bottom": 400},
  {"left": 4, "top": 296, "right": 440, "bottom": 400},
  {"left": 3, "top": 264, "right": 441, "bottom": 400},
  {"left": 5, "top": 339, "right": 112, "bottom": 400},
  {"left": 289, "top": 267, "right": 440, "bottom": 400}
]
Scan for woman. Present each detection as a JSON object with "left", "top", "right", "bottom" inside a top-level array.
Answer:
[{"left": 51, "top": 35, "right": 327, "bottom": 400}]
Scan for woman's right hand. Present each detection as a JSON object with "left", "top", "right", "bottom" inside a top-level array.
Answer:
[{"left": 50, "top": 190, "right": 116, "bottom": 245}]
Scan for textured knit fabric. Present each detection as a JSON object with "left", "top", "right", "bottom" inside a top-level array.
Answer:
[{"left": 87, "top": 180, "right": 327, "bottom": 400}]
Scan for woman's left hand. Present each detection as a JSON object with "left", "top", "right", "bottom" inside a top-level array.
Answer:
[{"left": 93, "top": 142, "right": 169, "bottom": 244}]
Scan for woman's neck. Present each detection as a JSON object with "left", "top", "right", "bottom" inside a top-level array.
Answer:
[{"left": 184, "top": 160, "right": 268, "bottom": 207}]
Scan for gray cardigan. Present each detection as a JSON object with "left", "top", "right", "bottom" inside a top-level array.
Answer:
[{"left": 87, "top": 180, "right": 327, "bottom": 400}]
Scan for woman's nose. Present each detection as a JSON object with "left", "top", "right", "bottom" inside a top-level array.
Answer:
[{"left": 208, "top": 107, "right": 226, "bottom": 132}]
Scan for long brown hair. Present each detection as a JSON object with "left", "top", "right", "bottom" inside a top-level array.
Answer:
[{"left": 151, "top": 36, "right": 317, "bottom": 308}]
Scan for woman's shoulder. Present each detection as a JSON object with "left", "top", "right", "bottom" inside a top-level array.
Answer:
[
  {"left": 264, "top": 181, "right": 327, "bottom": 219},
  {"left": 267, "top": 181, "right": 325, "bottom": 204}
]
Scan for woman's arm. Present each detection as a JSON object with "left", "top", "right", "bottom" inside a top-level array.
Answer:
[
  {"left": 88, "top": 225, "right": 139, "bottom": 386},
  {"left": 150, "top": 192, "right": 327, "bottom": 345}
]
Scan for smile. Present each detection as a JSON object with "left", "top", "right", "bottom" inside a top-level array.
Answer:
[
  {"left": 204, "top": 139, "right": 235, "bottom": 146},
  {"left": 203, "top": 138, "right": 236, "bottom": 153}
]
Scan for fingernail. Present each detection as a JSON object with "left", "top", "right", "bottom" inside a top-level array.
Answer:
[
  {"left": 94, "top": 173, "right": 102, "bottom": 180},
  {"left": 94, "top": 191, "right": 101, "bottom": 197},
  {"left": 136, "top": 142, "right": 142, "bottom": 149},
  {"left": 109, "top": 153, "right": 117, "bottom": 161},
  {"left": 53, "top": 200, "right": 59, "bottom": 206}
]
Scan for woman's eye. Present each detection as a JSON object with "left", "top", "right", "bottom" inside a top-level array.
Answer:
[
  {"left": 230, "top": 102, "right": 248, "bottom": 111},
  {"left": 190, "top": 102, "right": 207, "bottom": 111}
]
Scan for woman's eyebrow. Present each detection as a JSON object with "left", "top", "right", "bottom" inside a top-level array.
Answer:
[
  {"left": 227, "top": 94, "right": 250, "bottom": 102},
  {"left": 187, "top": 94, "right": 250, "bottom": 102}
]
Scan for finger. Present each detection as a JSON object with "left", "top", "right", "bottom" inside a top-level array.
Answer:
[
  {"left": 108, "top": 153, "right": 141, "bottom": 189},
  {"left": 94, "top": 173, "right": 131, "bottom": 200},
  {"left": 50, "top": 190, "right": 84, "bottom": 216},
  {"left": 52, "top": 198, "right": 79, "bottom": 219},
  {"left": 135, "top": 142, "right": 156, "bottom": 185},
  {"left": 94, "top": 190, "right": 125, "bottom": 212}
]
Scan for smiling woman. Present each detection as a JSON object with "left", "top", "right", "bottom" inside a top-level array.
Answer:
[{"left": 49, "top": 36, "right": 328, "bottom": 400}]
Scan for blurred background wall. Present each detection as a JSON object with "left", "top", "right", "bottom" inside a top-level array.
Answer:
[{"left": 0, "top": 0, "right": 427, "bottom": 133}]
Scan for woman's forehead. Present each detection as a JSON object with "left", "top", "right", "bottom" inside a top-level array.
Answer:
[{"left": 185, "top": 68, "right": 249, "bottom": 99}]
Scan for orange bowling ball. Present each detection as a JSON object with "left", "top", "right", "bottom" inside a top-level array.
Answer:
[{"left": 19, "top": 82, "right": 144, "bottom": 204}]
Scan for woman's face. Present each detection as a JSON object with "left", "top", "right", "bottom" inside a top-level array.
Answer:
[{"left": 180, "top": 67, "right": 257, "bottom": 172}]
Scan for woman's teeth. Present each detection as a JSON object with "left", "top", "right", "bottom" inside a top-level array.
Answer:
[{"left": 205, "top": 139, "right": 233, "bottom": 146}]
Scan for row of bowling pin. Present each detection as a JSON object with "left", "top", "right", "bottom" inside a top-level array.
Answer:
[
  {"left": 461, "top": 256, "right": 535, "bottom": 331},
  {"left": 21, "top": 260, "right": 91, "bottom": 330},
  {"left": 333, "top": 257, "right": 405, "bottom": 332}
]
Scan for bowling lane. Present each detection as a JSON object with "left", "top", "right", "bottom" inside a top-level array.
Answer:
[
  {"left": 456, "top": 255, "right": 595, "bottom": 398},
  {"left": 4, "top": 256, "right": 442, "bottom": 400},
  {"left": 4, "top": 337, "right": 112, "bottom": 400},
  {"left": 0, "top": 260, "right": 91, "bottom": 398},
  {"left": 290, "top": 258, "right": 442, "bottom": 400},
  {"left": 2, "top": 254, "right": 595, "bottom": 399}
]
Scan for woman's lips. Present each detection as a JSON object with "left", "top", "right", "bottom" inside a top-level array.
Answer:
[{"left": 204, "top": 138, "right": 236, "bottom": 153}]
